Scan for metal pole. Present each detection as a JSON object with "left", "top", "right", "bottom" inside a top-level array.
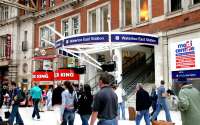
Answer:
[{"left": 107, "top": 14, "right": 112, "bottom": 61}]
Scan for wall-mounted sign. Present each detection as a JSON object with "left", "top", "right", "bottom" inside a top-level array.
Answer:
[
  {"left": 172, "top": 69, "right": 200, "bottom": 79},
  {"left": 6, "top": 34, "right": 11, "bottom": 60},
  {"left": 32, "top": 71, "right": 54, "bottom": 81},
  {"left": 170, "top": 38, "right": 200, "bottom": 71},
  {"left": 54, "top": 69, "right": 79, "bottom": 80}
]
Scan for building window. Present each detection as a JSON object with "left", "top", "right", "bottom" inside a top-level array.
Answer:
[
  {"left": 50, "top": 0, "right": 55, "bottom": 7},
  {"left": 89, "top": 10, "right": 97, "bottom": 32},
  {"left": 72, "top": 16, "right": 80, "bottom": 35},
  {"left": 122, "top": 0, "right": 132, "bottom": 27},
  {"left": 62, "top": 19, "right": 69, "bottom": 37},
  {"left": 88, "top": 4, "right": 110, "bottom": 32},
  {"left": 40, "top": 24, "right": 55, "bottom": 48},
  {"left": 101, "top": 6, "right": 109, "bottom": 32},
  {"left": 41, "top": 0, "right": 46, "bottom": 9},
  {"left": 0, "top": 36, "right": 6, "bottom": 59},
  {"left": 0, "top": 6, "right": 9, "bottom": 21},
  {"left": 139, "top": 0, "right": 149, "bottom": 22},
  {"left": 170, "top": 0, "right": 182, "bottom": 12},
  {"left": 193, "top": 0, "right": 200, "bottom": 4},
  {"left": 62, "top": 15, "right": 80, "bottom": 37}
]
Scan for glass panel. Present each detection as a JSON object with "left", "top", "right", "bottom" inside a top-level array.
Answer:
[
  {"left": 63, "top": 20, "right": 69, "bottom": 37},
  {"left": 125, "top": 0, "right": 132, "bottom": 26},
  {"left": 194, "top": 0, "right": 200, "bottom": 4},
  {"left": 101, "top": 6, "right": 109, "bottom": 32},
  {"left": 50, "top": 0, "right": 55, "bottom": 7},
  {"left": 42, "top": 0, "right": 46, "bottom": 9},
  {"left": 49, "top": 24, "right": 55, "bottom": 43},
  {"left": 89, "top": 10, "right": 97, "bottom": 32},
  {"left": 72, "top": 16, "right": 79, "bottom": 35},
  {"left": 140, "top": 0, "right": 149, "bottom": 22},
  {"left": 171, "top": 0, "right": 181, "bottom": 12}
]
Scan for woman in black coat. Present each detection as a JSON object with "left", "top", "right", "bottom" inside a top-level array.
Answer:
[{"left": 77, "top": 84, "right": 93, "bottom": 125}]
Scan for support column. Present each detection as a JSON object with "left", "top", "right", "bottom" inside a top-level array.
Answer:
[
  {"left": 114, "top": 48, "right": 122, "bottom": 83},
  {"left": 154, "top": 32, "right": 169, "bottom": 88}
]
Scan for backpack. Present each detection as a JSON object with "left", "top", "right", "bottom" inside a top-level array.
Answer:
[{"left": 17, "top": 90, "right": 26, "bottom": 102}]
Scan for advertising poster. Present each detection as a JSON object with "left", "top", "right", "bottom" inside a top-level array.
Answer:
[{"left": 170, "top": 38, "right": 200, "bottom": 78}]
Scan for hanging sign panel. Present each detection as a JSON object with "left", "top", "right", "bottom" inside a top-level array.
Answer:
[
  {"left": 55, "top": 32, "right": 159, "bottom": 48},
  {"left": 54, "top": 69, "right": 80, "bottom": 80},
  {"left": 32, "top": 71, "right": 54, "bottom": 81},
  {"left": 111, "top": 34, "right": 158, "bottom": 45}
]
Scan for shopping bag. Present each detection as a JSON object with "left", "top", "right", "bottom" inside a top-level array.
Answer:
[
  {"left": 128, "top": 107, "right": 136, "bottom": 120},
  {"left": 152, "top": 120, "right": 175, "bottom": 125},
  {"left": 4, "top": 111, "right": 10, "bottom": 119}
]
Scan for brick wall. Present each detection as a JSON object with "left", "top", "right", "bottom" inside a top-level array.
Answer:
[{"left": 152, "top": 0, "right": 164, "bottom": 18}]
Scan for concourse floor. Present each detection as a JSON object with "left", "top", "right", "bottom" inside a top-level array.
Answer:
[{"left": 0, "top": 107, "right": 182, "bottom": 125}]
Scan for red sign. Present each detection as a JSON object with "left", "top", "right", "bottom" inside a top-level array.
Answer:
[
  {"left": 6, "top": 34, "right": 11, "bottom": 60},
  {"left": 32, "top": 71, "right": 54, "bottom": 81},
  {"left": 55, "top": 69, "right": 80, "bottom": 80}
]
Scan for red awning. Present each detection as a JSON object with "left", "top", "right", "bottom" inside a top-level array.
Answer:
[{"left": 32, "top": 55, "right": 57, "bottom": 60}]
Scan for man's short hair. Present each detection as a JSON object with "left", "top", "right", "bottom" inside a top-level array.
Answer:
[
  {"left": 161, "top": 80, "right": 165, "bottom": 85},
  {"left": 99, "top": 72, "right": 115, "bottom": 85},
  {"left": 11, "top": 81, "right": 17, "bottom": 86}
]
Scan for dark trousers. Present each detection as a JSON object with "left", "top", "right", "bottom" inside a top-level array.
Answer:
[
  {"left": 32, "top": 99, "right": 40, "bottom": 119},
  {"left": 8, "top": 104, "right": 24, "bottom": 125}
]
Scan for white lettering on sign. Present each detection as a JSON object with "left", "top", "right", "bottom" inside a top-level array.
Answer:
[
  {"left": 55, "top": 73, "right": 59, "bottom": 77},
  {"left": 60, "top": 73, "right": 74, "bottom": 77},
  {"left": 36, "top": 74, "right": 48, "bottom": 78}
]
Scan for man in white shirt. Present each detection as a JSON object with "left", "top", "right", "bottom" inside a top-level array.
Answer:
[{"left": 115, "top": 85, "right": 126, "bottom": 120}]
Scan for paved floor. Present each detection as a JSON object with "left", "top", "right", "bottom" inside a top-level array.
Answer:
[{"left": 0, "top": 107, "right": 182, "bottom": 125}]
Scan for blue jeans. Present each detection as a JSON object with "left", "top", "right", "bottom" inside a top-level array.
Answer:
[
  {"left": 118, "top": 102, "right": 125, "bottom": 120},
  {"left": 97, "top": 118, "right": 117, "bottom": 125},
  {"left": 151, "top": 101, "right": 172, "bottom": 122},
  {"left": 8, "top": 104, "right": 24, "bottom": 125},
  {"left": 32, "top": 99, "right": 40, "bottom": 119},
  {"left": 80, "top": 115, "right": 90, "bottom": 125},
  {"left": 136, "top": 110, "right": 150, "bottom": 125},
  {"left": 62, "top": 109, "right": 75, "bottom": 125}
]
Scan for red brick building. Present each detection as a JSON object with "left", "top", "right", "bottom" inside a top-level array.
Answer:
[{"left": 30, "top": 0, "right": 200, "bottom": 87}]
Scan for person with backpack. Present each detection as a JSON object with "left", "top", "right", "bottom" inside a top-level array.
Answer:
[
  {"left": 8, "top": 81, "right": 24, "bottom": 125},
  {"left": 30, "top": 82, "right": 42, "bottom": 120},
  {"left": 135, "top": 83, "right": 151, "bottom": 125}
]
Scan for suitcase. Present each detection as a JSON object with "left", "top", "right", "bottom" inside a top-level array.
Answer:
[
  {"left": 128, "top": 107, "right": 136, "bottom": 121},
  {"left": 152, "top": 120, "right": 175, "bottom": 125}
]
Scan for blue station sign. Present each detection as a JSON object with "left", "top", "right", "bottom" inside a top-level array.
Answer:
[
  {"left": 55, "top": 32, "right": 158, "bottom": 48},
  {"left": 111, "top": 34, "right": 158, "bottom": 45},
  {"left": 172, "top": 69, "right": 200, "bottom": 79}
]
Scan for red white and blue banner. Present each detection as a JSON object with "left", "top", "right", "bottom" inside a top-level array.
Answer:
[{"left": 170, "top": 38, "right": 200, "bottom": 78}]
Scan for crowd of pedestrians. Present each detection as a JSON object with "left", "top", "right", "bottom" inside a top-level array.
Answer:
[{"left": 0, "top": 72, "right": 200, "bottom": 125}]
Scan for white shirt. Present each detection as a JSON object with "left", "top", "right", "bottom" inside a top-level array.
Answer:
[{"left": 115, "top": 87, "right": 126, "bottom": 103}]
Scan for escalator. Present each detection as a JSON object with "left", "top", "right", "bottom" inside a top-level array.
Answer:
[{"left": 87, "top": 53, "right": 154, "bottom": 95}]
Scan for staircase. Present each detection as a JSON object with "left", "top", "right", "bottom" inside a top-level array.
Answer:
[
  {"left": 87, "top": 53, "right": 155, "bottom": 96},
  {"left": 120, "top": 53, "right": 155, "bottom": 97}
]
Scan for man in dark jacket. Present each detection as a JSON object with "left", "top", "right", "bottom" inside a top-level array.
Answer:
[
  {"left": 135, "top": 83, "right": 151, "bottom": 125},
  {"left": 9, "top": 81, "right": 24, "bottom": 125}
]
